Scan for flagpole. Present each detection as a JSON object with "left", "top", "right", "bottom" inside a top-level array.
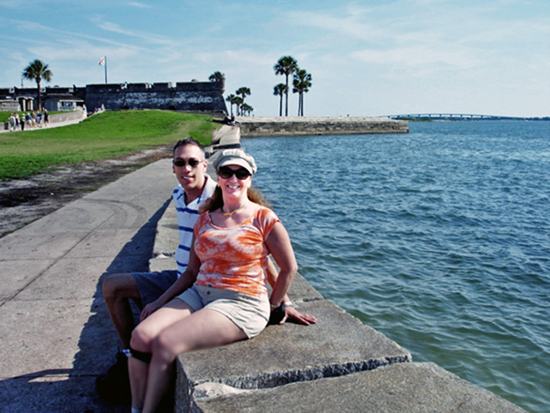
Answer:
[{"left": 104, "top": 56, "right": 108, "bottom": 84}]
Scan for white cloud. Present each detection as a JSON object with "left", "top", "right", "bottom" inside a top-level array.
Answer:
[
  {"left": 92, "top": 18, "right": 176, "bottom": 46},
  {"left": 127, "top": 2, "right": 151, "bottom": 8},
  {"left": 351, "top": 46, "right": 478, "bottom": 72}
]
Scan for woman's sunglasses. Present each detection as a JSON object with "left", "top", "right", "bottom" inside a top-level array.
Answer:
[
  {"left": 218, "top": 166, "right": 251, "bottom": 180},
  {"left": 173, "top": 158, "right": 202, "bottom": 168}
]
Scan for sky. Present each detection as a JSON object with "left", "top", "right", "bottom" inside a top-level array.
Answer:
[{"left": 1, "top": 0, "right": 549, "bottom": 118}]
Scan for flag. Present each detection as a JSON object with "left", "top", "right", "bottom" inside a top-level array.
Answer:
[{"left": 98, "top": 56, "right": 106, "bottom": 66}]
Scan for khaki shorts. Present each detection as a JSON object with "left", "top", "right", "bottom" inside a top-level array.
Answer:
[{"left": 177, "top": 284, "right": 270, "bottom": 338}]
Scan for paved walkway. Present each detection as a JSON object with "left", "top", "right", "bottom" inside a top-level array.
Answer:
[{"left": 0, "top": 159, "right": 175, "bottom": 412}]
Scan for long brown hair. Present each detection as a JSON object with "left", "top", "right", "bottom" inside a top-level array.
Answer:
[{"left": 200, "top": 185, "right": 271, "bottom": 213}]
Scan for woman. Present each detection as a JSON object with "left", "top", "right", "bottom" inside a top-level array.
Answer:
[{"left": 128, "top": 148, "right": 315, "bottom": 413}]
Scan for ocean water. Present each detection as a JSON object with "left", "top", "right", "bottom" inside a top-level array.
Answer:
[{"left": 243, "top": 121, "right": 550, "bottom": 413}]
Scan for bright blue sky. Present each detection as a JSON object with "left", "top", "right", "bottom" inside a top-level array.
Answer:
[{"left": 1, "top": 0, "right": 548, "bottom": 117}]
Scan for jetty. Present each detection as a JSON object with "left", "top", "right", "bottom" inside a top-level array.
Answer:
[{"left": 236, "top": 116, "right": 408, "bottom": 137}]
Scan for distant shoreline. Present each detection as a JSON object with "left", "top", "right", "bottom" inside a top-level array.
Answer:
[{"left": 235, "top": 116, "right": 409, "bottom": 137}]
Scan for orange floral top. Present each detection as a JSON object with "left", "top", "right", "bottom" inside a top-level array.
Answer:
[{"left": 193, "top": 207, "right": 280, "bottom": 298}]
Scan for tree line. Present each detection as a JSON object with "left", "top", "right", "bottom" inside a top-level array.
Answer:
[
  {"left": 19, "top": 57, "right": 311, "bottom": 117},
  {"left": 273, "top": 56, "right": 311, "bottom": 117},
  {"left": 212, "top": 55, "right": 312, "bottom": 117}
]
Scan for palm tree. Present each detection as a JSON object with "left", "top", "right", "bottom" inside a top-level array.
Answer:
[
  {"left": 273, "top": 83, "right": 287, "bottom": 116},
  {"left": 226, "top": 94, "right": 236, "bottom": 116},
  {"left": 241, "top": 103, "right": 254, "bottom": 116},
  {"left": 235, "top": 87, "right": 251, "bottom": 108},
  {"left": 209, "top": 71, "right": 225, "bottom": 82},
  {"left": 293, "top": 69, "right": 312, "bottom": 116},
  {"left": 274, "top": 56, "right": 298, "bottom": 116},
  {"left": 232, "top": 96, "right": 243, "bottom": 116},
  {"left": 22, "top": 59, "right": 53, "bottom": 111}
]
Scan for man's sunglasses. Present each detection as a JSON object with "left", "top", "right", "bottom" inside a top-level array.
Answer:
[
  {"left": 218, "top": 166, "right": 251, "bottom": 180},
  {"left": 173, "top": 158, "right": 203, "bottom": 168}
]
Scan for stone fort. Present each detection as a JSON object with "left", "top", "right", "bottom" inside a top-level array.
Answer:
[{"left": 0, "top": 77, "right": 227, "bottom": 114}]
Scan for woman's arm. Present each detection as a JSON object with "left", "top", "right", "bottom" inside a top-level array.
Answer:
[
  {"left": 140, "top": 237, "right": 201, "bottom": 320},
  {"left": 265, "top": 222, "right": 296, "bottom": 308},
  {"left": 265, "top": 257, "right": 317, "bottom": 325},
  {"left": 266, "top": 221, "right": 317, "bottom": 325}
]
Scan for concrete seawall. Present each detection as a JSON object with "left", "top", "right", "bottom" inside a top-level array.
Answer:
[
  {"left": 146, "top": 125, "right": 525, "bottom": 412},
  {"left": 236, "top": 116, "right": 409, "bottom": 137}
]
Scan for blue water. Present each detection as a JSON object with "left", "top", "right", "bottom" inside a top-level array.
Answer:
[{"left": 243, "top": 121, "right": 550, "bottom": 413}]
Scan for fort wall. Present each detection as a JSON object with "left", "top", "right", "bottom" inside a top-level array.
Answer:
[
  {"left": 84, "top": 80, "right": 227, "bottom": 113},
  {"left": 0, "top": 79, "right": 227, "bottom": 114}
]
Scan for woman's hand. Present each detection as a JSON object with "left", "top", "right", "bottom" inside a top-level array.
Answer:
[
  {"left": 284, "top": 306, "right": 317, "bottom": 326},
  {"left": 140, "top": 299, "right": 162, "bottom": 321},
  {"left": 270, "top": 305, "right": 317, "bottom": 326}
]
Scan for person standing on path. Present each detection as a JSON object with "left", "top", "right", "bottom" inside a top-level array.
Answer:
[{"left": 9, "top": 113, "right": 16, "bottom": 131}]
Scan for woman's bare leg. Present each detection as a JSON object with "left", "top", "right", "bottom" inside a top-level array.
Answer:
[
  {"left": 142, "top": 308, "right": 248, "bottom": 413},
  {"left": 128, "top": 356, "right": 149, "bottom": 410},
  {"left": 129, "top": 299, "right": 194, "bottom": 411}
]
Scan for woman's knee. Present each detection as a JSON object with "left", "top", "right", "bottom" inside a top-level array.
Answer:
[
  {"left": 130, "top": 324, "right": 155, "bottom": 353},
  {"left": 152, "top": 331, "right": 180, "bottom": 363}
]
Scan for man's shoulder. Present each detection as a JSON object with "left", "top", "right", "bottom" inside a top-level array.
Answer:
[
  {"left": 172, "top": 184, "right": 183, "bottom": 197},
  {"left": 203, "top": 175, "right": 217, "bottom": 198}
]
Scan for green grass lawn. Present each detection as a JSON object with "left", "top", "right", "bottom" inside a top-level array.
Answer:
[{"left": 0, "top": 110, "right": 221, "bottom": 180}]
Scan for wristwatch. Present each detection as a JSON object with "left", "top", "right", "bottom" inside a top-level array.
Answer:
[{"left": 270, "top": 301, "right": 294, "bottom": 310}]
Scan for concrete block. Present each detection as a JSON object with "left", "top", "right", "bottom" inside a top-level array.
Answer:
[
  {"left": 285, "top": 273, "right": 324, "bottom": 303},
  {"left": 149, "top": 255, "right": 176, "bottom": 272},
  {"left": 153, "top": 200, "right": 179, "bottom": 257},
  {"left": 194, "top": 362, "right": 526, "bottom": 413},
  {"left": 175, "top": 300, "right": 411, "bottom": 412}
]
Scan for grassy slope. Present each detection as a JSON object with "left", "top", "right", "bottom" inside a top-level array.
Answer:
[{"left": 0, "top": 110, "right": 220, "bottom": 180}]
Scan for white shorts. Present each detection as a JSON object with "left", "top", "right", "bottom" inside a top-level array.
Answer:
[{"left": 177, "top": 284, "right": 270, "bottom": 338}]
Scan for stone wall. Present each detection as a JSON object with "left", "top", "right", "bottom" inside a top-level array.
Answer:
[
  {"left": 1, "top": 80, "right": 227, "bottom": 114},
  {"left": 84, "top": 80, "right": 227, "bottom": 113},
  {"left": 0, "top": 99, "right": 20, "bottom": 112},
  {"left": 49, "top": 108, "right": 87, "bottom": 123},
  {"left": 237, "top": 116, "right": 409, "bottom": 137}
]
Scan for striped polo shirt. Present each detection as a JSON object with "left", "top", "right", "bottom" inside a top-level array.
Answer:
[{"left": 173, "top": 175, "right": 217, "bottom": 276}]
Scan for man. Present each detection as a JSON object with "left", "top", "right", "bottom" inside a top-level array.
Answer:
[{"left": 96, "top": 137, "right": 217, "bottom": 402}]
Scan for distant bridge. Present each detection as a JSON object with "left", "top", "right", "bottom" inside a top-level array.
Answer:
[{"left": 386, "top": 113, "right": 528, "bottom": 121}]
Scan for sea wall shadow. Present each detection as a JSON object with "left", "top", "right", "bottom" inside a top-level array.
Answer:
[{"left": 0, "top": 199, "right": 171, "bottom": 413}]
